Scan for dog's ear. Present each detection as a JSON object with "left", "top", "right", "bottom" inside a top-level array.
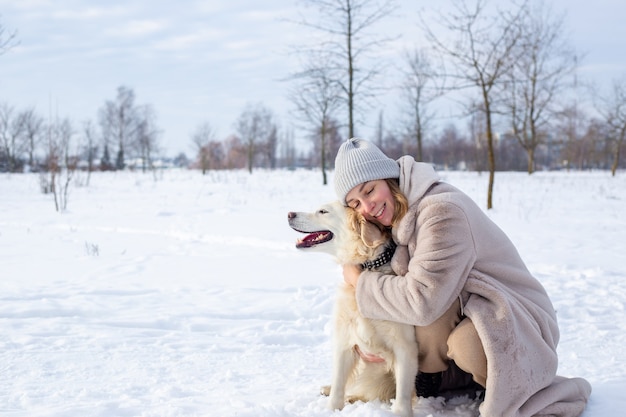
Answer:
[{"left": 346, "top": 209, "right": 388, "bottom": 249}]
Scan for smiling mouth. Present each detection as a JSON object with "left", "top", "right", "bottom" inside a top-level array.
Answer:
[
  {"left": 294, "top": 230, "right": 334, "bottom": 248},
  {"left": 373, "top": 203, "right": 385, "bottom": 219}
]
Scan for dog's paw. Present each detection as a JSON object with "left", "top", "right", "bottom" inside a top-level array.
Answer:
[
  {"left": 346, "top": 394, "right": 367, "bottom": 404},
  {"left": 320, "top": 385, "right": 331, "bottom": 396},
  {"left": 328, "top": 395, "right": 345, "bottom": 411},
  {"left": 391, "top": 401, "right": 414, "bottom": 417}
]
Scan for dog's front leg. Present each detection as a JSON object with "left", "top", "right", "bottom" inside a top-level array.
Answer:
[
  {"left": 390, "top": 342, "right": 418, "bottom": 417},
  {"left": 328, "top": 345, "right": 358, "bottom": 411}
]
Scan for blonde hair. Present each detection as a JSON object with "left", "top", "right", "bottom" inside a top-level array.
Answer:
[{"left": 386, "top": 178, "right": 408, "bottom": 228}]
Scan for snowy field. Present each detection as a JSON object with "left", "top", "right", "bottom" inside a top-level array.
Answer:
[{"left": 1, "top": 168, "right": 625, "bottom": 417}]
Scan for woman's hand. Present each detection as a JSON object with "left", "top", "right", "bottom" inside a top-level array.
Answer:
[{"left": 343, "top": 264, "right": 362, "bottom": 287}]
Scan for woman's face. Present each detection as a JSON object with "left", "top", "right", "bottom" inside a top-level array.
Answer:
[{"left": 345, "top": 179, "right": 395, "bottom": 227}]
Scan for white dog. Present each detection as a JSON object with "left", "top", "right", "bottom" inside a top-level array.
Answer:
[{"left": 288, "top": 201, "right": 418, "bottom": 417}]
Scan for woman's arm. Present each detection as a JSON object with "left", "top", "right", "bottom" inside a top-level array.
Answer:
[{"left": 354, "top": 202, "right": 476, "bottom": 326}]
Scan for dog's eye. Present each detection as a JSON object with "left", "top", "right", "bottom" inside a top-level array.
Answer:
[{"left": 318, "top": 209, "right": 328, "bottom": 214}]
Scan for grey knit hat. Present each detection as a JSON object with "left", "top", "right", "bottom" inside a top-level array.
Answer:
[{"left": 334, "top": 137, "right": 400, "bottom": 205}]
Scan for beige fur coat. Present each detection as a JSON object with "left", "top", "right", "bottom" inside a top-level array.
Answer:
[{"left": 356, "top": 156, "right": 591, "bottom": 417}]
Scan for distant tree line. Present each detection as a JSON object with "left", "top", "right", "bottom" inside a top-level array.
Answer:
[
  {"left": 0, "top": 86, "right": 165, "bottom": 175},
  {"left": 186, "top": 109, "right": 618, "bottom": 174}
]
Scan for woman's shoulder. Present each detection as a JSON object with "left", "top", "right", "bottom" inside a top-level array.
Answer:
[
  {"left": 420, "top": 181, "right": 469, "bottom": 205},
  {"left": 410, "top": 182, "right": 483, "bottom": 223}
]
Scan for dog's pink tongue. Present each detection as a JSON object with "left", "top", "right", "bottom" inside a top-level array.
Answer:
[{"left": 355, "top": 345, "right": 385, "bottom": 363}]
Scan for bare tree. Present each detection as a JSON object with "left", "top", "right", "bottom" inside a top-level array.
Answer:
[
  {"left": 280, "top": 128, "right": 298, "bottom": 169},
  {"left": 22, "top": 108, "right": 44, "bottom": 169},
  {"left": 43, "top": 117, "right": 76, "bottom": 212},
  {"left": 294, "top": 0, "right": 397, "bottom": 139},
  {"left": 468, "top": 101, "right": 489, "bottom": 173},
  {"left": 234, "top": 102, "right": 275, "bottom": 173},
  {"left": 81, "top": 120, "right": 99, "bottom": 185},
  {"left": 135, "top": 105, "right": 161, "bottom": 174},
  {"left": 205, "top": 141, "right": 226, "bottom": 170},
  {"left": 504, "top": 2, "right": 577, "bottom": 174},
  {"left": 431, "top": 123, "right": 473, "bottom": 170},
  {"left": 263, "top": 124, "right": 279, "bottom": 169},
  {"left": 0, "top": 17, "right": 18, "bottom": 56},
  {"left": 191, "top": 122, "right": 218, "bottom": 174},
  {"left": 100, "top": 143, "right": 114, "bottom": 171},
  {"left": 289, "top": 52, "right": 343, "bottom": 184},
  {"left": 99, "top": 86, "right": 139, "bottom": 170},
  {"left": 595, "top": 77, "right": 626, "bottom": 176},
  {"left": 400, "top": 47, "right": 441, "bottom": 161},
  {"left": 223, "top": 134, "right": 247, "bottom": 169},
  {"left": 374, "top": 110, "right": 384, "bottom": 148},
  {"left": 554, "top": 104, "right": 589, "bottom": 170},
  {"left": 423, "top": 0, "right": 526, "bottom": 209},
  {"left": 0, "top": 103, "right": 27, "bottom": 172},
  {"left": 310, "top": 117, "right": 343, "bottom": 170}
]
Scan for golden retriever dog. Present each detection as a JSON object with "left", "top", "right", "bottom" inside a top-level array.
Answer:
[{"left": 288, "top": 201, "right": 418, "bottom": 417}]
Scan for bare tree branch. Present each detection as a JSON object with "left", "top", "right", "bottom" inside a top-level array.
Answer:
[
  {"left": 503, "top": 1, "right": 578, "bottom": 174},
  {"left": 0, "top": 17, "right": 18, "bottom": 56},
  {"left": 399, "top": 47, "right": 443, "bottom": 161},
  {"left": 422, "top": 0, "right": 528, "bottom": 209},
  {"left": 595, "top": 77, "right": 626, "bottom": 176},
  {"left": 289, "top": 0, "right": 398, "bottom": 138},
  {"left": 289, "top": 51, "right": 343, "bottom": 184}
]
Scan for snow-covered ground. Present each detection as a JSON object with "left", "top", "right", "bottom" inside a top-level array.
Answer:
[{"left": 1, "top": 168, "right": 624, "bottom": 417}]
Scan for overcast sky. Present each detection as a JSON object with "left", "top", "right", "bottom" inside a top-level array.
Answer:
[{"left": 0, "top": 0, "right": 624, "bottom": 157}]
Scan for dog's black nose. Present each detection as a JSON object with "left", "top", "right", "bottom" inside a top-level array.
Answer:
[{"left": 288, "top": 212, "right": 296, "bottom": 219}]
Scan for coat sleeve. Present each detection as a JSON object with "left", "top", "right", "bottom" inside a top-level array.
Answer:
[{"left": 355, "top": 201, "right": 476, "bottom": 326}]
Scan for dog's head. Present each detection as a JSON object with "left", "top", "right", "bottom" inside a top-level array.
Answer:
[{"left": 287, "top": 201, "right": 391, "bottom": 265}]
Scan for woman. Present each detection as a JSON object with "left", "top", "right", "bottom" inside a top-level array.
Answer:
[{"left": 333, "top": 138, "right": 591, "bottom": 417}]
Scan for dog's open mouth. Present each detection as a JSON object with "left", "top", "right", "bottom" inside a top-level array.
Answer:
[{"left": 295, "top": 230, "right": 334, "bottom": 248}]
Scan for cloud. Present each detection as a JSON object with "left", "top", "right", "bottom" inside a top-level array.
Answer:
[
  {"left": 49, "top": 6, "right": 127, "bottom": 20},
  {"left": 240, "top": 9, "right": 285, "bottom": 23},
  {"left": 104, "top": 19, "right": 169, "bottom": 38},
  {"left": 153, "top": 28, "right": 225, "bottom": 51},
  {"left": 0, "top": 0, "right": 52, "bottom": 11}
]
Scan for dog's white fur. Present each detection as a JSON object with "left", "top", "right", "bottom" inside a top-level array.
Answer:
[{"left": 288, "top": 201, "right": 418, "bottom": 417}]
